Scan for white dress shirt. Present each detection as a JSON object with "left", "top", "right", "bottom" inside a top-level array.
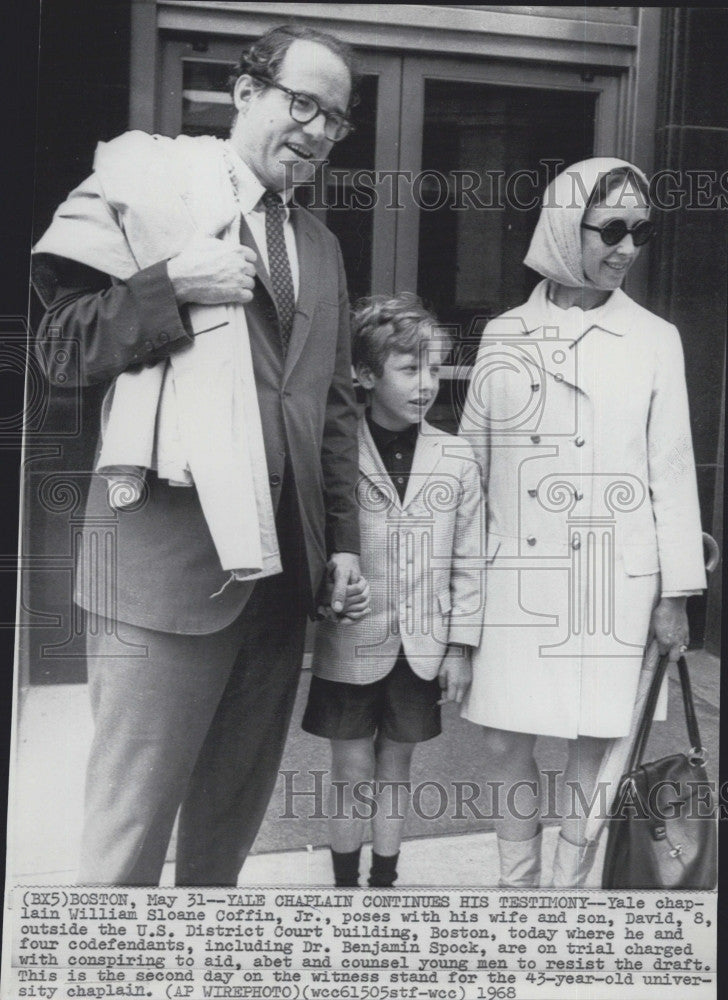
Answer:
[{"left": 224, "top": 141, "right": 300, "bottom": 298}]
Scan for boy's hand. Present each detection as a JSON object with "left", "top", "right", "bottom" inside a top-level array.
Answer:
[
  {"left": 317, "top": 552, "right": 371, "bottom": 625},
  {"left": 437, "top": 644, "right": 472, "bottom": 704}
]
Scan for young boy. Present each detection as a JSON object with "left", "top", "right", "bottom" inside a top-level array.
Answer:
[{"left": 302, "top": 293, "right": 485, "bottom": 887}]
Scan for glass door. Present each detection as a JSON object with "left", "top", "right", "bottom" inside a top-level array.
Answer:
[
  {"left": 158, "top": 36, "right": 401, "bottom": 303},
  {"left": 158, "top": 38, "right": 623, "bottom": 430},
  {"left": 395, "top": 56, "right": 619, "bottom": 431}
]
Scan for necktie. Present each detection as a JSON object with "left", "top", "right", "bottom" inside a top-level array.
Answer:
[{"left": 262, "top": 190, "right": 296, "bottom": 353}]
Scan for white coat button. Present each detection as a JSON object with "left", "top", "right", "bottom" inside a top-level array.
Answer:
[
  {"left": 575, "top": 491, "right": 584, "bottom": 501},
  {"left": 575, "top": 436, "right": 585, "bottom": 447},
  {"left": 572, "top": 536, "right": 582, "bottom": 550},
  {"left": 526, "top": 535, "right": 537, "bottom": 546},
  {"left": 530, "top": 434, "right": 541, "bottom": 444},
  {"left": 527, "top": 488, "right": 537, "bottom": 498}
]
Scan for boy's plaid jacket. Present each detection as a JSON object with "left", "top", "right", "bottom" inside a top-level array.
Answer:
[{"left": 311, "top": 417, "right": 486, "bottom": 683}]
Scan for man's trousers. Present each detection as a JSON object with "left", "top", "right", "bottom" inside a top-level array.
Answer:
[{"left": 77, "top": 567, "right": 307, "bottom": 886}]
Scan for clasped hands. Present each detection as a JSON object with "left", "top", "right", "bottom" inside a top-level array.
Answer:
[
  {"left": 317, "top": 559, "right": 472, "bottom": 705},
  {"left": 317, "top": 552, "right": 370, "bottom": 625}
]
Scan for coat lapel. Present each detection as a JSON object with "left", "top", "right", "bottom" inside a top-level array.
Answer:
[
  {"left": 238, "top": 213, "right": 275, "bottom": 304},
  {"left": 358, "top": 418, "right": 445, "bottom": 512},
  {"left": 506, "top": 281, "right": 631, "bottom": 396},
  {"left": 358, "top": 418, "right": 402, "bottom": 511},
  {"left": 284, "top": 207, "right": 321, "bottom": 382},
  {"left": 402, "top": 423, "right": 443, "bottom": 509}
]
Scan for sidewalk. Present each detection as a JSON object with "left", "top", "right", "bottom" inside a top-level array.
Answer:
[
  {"left": 223, "top": 823, "right": 568, "bottom": 888},
  {"left": 9, "top": 650, "right": 719, "bottom": 888}
]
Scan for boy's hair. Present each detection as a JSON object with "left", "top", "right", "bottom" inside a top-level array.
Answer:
[{"left": 351, "top": 293, "right": 447, "bottom": 377}]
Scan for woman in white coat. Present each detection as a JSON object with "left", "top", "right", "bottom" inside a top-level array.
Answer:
[{"left": 459, "top": 158, "right": 706, "bottom": 887}]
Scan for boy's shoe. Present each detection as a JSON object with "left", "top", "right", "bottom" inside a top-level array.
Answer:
[
  {"left": 368, "top": 850, "right": 400, "bottom": 887},
  {"left": 331, "top": 846, "right": 362, "bottom": 887}
]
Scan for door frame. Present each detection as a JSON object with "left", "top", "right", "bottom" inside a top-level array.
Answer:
[
  {"left": 157, "top": 36, "right": 404, "bottom": 297},
  {"left": 393, "top": 54, "right": 622, "bottom": 295},
  {"left": 156, "top": 38, "right": 625, "bottom": 302}
]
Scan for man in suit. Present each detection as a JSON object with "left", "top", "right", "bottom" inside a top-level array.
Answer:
[{"left": 33, "top": 23, "right": 368, "bottom": 886}]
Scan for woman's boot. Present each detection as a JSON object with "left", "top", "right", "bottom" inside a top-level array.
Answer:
[
  {"left": 548, "top": 834, "right": 597, "bottom": 888},
  {"left": 496, "top": 827, "right": 542, "bottom": 888}
]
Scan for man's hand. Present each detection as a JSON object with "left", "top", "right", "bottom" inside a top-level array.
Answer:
[
  {"left": 437, "top": 644, "right": 472, "bottom": 704},
  {"left": 167, "top": 237, "right": 257, "bottom": 306},
  {"left": 648, "top": 596, "right": 689, "bottom": 662},
  {"left": 318, "top": 552, "right": 370, "bottom": 624}
]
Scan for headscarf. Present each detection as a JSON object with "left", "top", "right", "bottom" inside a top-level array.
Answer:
[{"left": 523, "top": 157, "right": 650, "bottom": 289}]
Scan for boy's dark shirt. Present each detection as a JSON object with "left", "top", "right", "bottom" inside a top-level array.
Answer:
[{"left": 365, "top": 410, "right": 419, "bottom": 503}]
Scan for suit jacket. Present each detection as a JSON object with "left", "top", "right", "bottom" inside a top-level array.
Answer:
[
  {"left": 311, "top": 418, "right": 485, "bottom": 683},
  {"left": 34, "top": 180, "right": 360, "bottom": 634}
]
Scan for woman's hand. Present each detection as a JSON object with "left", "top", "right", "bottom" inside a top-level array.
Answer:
[{"left": 648, "top": 596, "right": 689, "bottom": 661}]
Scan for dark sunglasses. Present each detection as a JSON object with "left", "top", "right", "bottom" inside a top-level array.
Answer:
[{"left": 581, "top": 219, "right": 655, "bottom": 247}]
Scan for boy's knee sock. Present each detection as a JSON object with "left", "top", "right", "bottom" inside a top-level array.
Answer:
[
  {"left": 331, "top": 846, "right": 361, "bottom": 887},
  {"left": 368, "top": 850, "right": 400, "bottom": 887}
]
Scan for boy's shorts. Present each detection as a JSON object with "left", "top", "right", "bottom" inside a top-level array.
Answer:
[{"left": 302, "top": 648, "right": 441, "bottom": 744}]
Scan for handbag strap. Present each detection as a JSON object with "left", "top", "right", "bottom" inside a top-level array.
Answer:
[{"left": 626, "top": 654, "right": 704, "bottom": 774}]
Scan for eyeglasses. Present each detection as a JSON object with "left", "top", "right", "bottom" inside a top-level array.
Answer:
[
  {"left": 581, "top": 219, "right": 656, "bottom": 247},
  {"left": 251, "top": 75, "right": 354, "bottom": 143}
]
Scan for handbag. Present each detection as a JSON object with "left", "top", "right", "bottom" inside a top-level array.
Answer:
[{"left": 602, "top": 654, "right": 717, "bottom": 889}]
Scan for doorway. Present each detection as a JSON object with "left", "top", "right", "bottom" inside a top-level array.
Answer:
[{"left": 162, "top": 38, "right": 613, "bottom": 429}]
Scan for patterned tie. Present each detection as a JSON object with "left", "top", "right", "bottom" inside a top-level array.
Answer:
[{"left": 261, "top": 190, "right": 296, "bottom": 353}]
